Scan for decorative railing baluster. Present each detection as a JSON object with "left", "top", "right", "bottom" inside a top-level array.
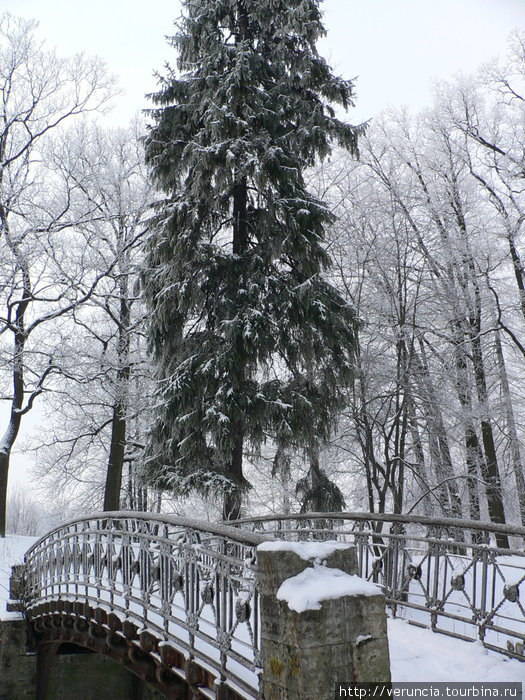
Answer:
[
  {"left": 479, "top": 538, "right": 489, "bottom": 640},
  {"left": 441, "top": 546, "right": 448, "bottom": 608}
]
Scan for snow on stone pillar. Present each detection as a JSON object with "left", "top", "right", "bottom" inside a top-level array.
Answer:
[{"left": 257, "top": 541, "right": 391, "bottom": 700}]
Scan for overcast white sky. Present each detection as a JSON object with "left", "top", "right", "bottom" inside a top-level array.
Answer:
[
  {"left": 3, "top": 0, "right": 525, "bottom": 126},
  {"left": 1, "top": 0, "right": 524, "bottom": 491}
]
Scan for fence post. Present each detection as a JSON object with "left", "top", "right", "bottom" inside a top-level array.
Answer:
[{"left": 257, "top": 542, "right": 391, "bottom": 700}]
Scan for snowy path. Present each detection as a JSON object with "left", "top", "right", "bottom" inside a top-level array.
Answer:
[
  {"left": 387, "top": 618, "right": 524, "bottom": 682},
  {"left": 1, "top": 535, "right": 523, "bottom": 683}
]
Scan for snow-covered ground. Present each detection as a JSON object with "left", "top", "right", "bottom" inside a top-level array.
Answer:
[
  {"left": 388, "top": 618, "right": 524, "bottom": 681},
  {"left": 0, "top": 535, "right": 523, "bottom": 682}
]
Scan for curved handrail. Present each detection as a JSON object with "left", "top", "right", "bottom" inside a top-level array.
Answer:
[
  {"left": 23, "top": 512, "right": 270, "bottom": 698},
  {"left": 231, "top": 510, "right": 525, "bottom": 538},
  {"left": 25, "top": 510, "right": 267, "bottom": 555}
]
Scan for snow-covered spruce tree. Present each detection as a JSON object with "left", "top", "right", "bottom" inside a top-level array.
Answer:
[{"left": 141, "top": 0, "right": 361, "bottom": 519}]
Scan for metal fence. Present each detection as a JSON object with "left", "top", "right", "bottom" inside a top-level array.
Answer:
[
  {"left": 232, "top": 512, "right": 525, "bottom": 661},
  {"left": 23, "top": 512, "right": 267, "bottom": 699},
  {"left": 21, "top": 509, "right": 525, "bottom": 699}
]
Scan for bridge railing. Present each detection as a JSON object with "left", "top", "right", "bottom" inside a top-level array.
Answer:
[
  {"left": 231, "top": 512, "right": 525, "bottom": 660},
  {"left": 23, "top": 512, "right": 268, "bottom": 699},
  {"left": 20, "top": 509, "right": 525, "bottom": 697}
]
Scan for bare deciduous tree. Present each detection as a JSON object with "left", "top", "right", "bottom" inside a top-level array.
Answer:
[
  {"left": 0, "top": 14, "right": 114, "bottom": 536},
  {"left": 29, "top": 120, "right": 154, "bottom": 513}
]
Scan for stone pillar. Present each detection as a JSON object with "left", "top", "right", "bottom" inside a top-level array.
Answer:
[{"left": 257, "top": 542, "right": 391, "bottom": 700}]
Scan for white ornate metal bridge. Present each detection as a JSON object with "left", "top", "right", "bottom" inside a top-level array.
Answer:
[{"left": 16, "top": 511, "right": 525, "bottom": 698}]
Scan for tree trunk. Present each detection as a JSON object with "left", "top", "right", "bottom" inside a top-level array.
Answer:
[
  {"left": 0, "top": 453, "right": 8, "bottom": 538},
  {"left": 224, "top": 175, "right": 248, "bottom": 521},
  {"left": 307, "top": 435, "right": 324, "bottom": 511},
  {"left": 469, "top": 325, "right": 508, "bottom": 547},
  {"left": 449, "top": 164, "right": 508, "bottom": 546},
  {"left": 103, "top": 228, "right": 131, "bottom": 511},
  {"left": 352, "top": 341, "right": 388, "bottom": 515},
  {"left": 273, "top": 443, "right": 292, "bottom": 515},
  {"left": 103, "top": 403, "right": 127, "bottom": 511},
  {"left": 223, "top": 0, "right": 249, "bottom": 522},
  {"left": 414, "top": 343, "right": 463, "bottom": 518},
  {"left": 506, "top": 228, "right": 525, "bottom": 325},
  {"left": 0, "top": 381, "right": 25, "bottom": 537},
  {"left": 452, "top": 327, "right": 483, "bottom": 527},
  {"left": 405, "top": 393, "right": 432, "bottom": 516},
  {"left": 396, "top": 340, "right": 410, "bottom": 515},
  {"left": 223, "top": 419, "right": 244, "bottom": 520},
  {"left": 493, "top": 322, "right": 525, "bottom": 524},
  {"left": 127, "top": 462, "right": 135, "bottom": 510},
  {"left": 0, "top": 252, "right": 30, "bottom": 536}
]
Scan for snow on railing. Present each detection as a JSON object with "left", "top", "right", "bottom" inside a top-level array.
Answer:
[{"left": 232, "top": 511, "right": 525, "bottom": 661}]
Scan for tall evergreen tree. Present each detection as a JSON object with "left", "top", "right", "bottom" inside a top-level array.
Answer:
[{"left": 141, "top": 0, "right": 361, "bottom": 519}]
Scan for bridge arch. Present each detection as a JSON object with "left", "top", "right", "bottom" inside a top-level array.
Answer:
[
  {"left": 23, "top": 512, "right": 267, "bottom": 699},
  {"left": 32, "top": 602, "right": 189, "bottom": 699}
]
